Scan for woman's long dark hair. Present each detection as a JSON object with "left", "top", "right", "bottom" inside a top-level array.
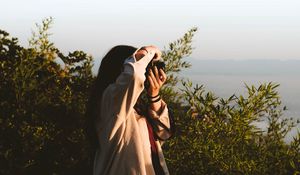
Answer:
[{"left": 85, "top": 45, "right": 137, "bottom": 151}]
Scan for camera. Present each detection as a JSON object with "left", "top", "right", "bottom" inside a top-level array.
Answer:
[{"left": 144, "top": 60, "right": 166, "bottom": 89}]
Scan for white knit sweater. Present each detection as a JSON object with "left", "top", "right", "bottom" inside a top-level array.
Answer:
[{"left": 93, "top": 48, "right": 172, "bottom": 175}]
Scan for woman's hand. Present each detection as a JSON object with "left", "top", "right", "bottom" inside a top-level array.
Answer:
[
  {"left": 134, "top": 45, "right": 166, "bottom": 95},
  {"left": 134, "top": 45, "right": 165, "bottom": 113},
  {"left": 135, "top": 45, "right": 162, "bottom": 61},
  {"left": 147, "top": 66, "right": 167, "bottom": 113},
  {"left": 147, "top": 66, "right": 167, "bottom": 97}
]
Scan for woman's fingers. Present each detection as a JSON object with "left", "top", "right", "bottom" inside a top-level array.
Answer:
[
  {"left": 147, "top": 66, "right": 167, "bottom": 97},
  {"left": 153, "top": 48, "right": 162, "bottom": 61},
  {"left": 159, "top": 69, "right": 167, "bottom": 83},
  {"left": 153, "top": 66, "right": 162, "bottom": 84},
  {"left": 149, "top": 66, "right": 167, "bottom": 87},
  {"left": 153, "top": 66, "right": 167, "bottom": 85},
  {"left": 147, "top": 75, "right": 155, "bottom": 88},
  {"left": 149, "top": 69, "right": 159, "bottom": 88},
  {"left": 144, "top": 45, "right": 161, "bottom": 61}
]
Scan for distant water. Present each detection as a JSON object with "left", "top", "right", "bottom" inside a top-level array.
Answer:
[{"left": 181, "top": 59, "right": 300, "bottom": 142}]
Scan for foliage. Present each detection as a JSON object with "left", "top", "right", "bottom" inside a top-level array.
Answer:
[
  {"left": 163, "top": 81, "right": 300, "bottom": 174},
  {"left": 0, "top": 18, "right": 299, "bottom": 175},
  {"left": 0, "top": 17, "right": 94, "bottom": 174},
  {"left": 158, "top": 27, "right": 300, "bottom": 175}
]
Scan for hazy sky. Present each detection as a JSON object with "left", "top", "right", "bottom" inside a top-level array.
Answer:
[{"left": 1, "top": 0, "right": 300, "bottom": 64}]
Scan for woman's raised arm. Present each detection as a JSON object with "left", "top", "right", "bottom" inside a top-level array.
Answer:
[{"left": 98, "top": 46, "right": 161, "bottom": 137}]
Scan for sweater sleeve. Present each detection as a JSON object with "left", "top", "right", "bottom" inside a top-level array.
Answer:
[
  {"left": 113, "top": 47, "right": 155, "bottom": 118},
  {"left": 99, "top": 47, "right": 156, "bottom": 135}
]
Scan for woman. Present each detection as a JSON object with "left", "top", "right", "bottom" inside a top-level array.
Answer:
[{"left": 86, "top": 45, "right": 173, "bottom": 175}]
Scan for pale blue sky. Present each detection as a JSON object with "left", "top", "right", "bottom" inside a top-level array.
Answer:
[{"left": 1, "top": 0, "right": 300, "bottom": 62}]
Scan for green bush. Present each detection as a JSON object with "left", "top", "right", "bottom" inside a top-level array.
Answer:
[
  {"left": 0, "top": 17, "right": 94, "bottom": 174},
  {"left": 164, "top": 81, "right": 300, "bottom": 174},
  {"left": 0, "top": 18, "right": 299, "bottom": 175}
]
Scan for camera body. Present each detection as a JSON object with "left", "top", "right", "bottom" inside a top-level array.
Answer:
[{"left": 144, "top": 60, "right": 166, "bottom": 89}]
